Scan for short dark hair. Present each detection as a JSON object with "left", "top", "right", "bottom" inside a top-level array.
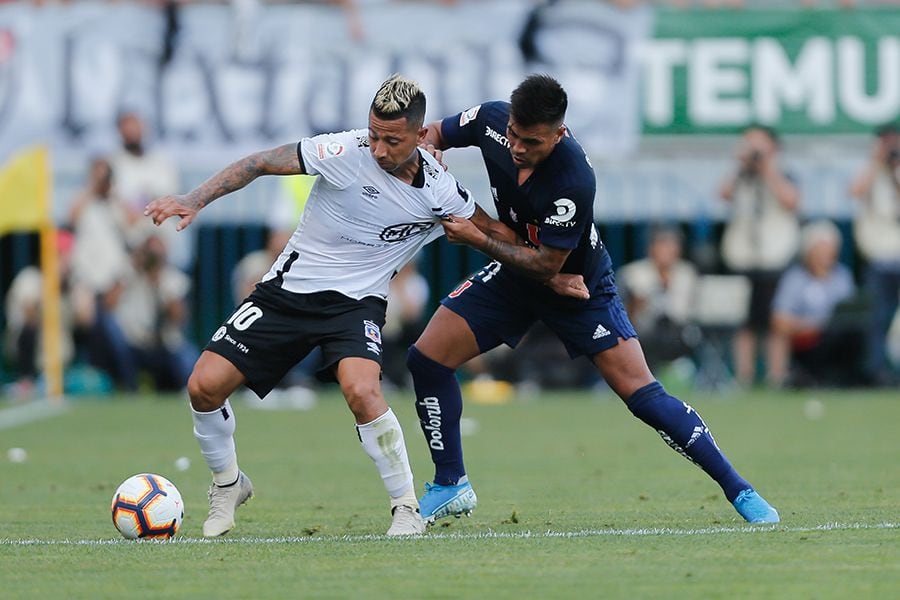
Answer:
[
  {"left": 370, "top": 74, "right": 427, "bottom": 130},
  {"left": 509, "top": 74, "right": 567, "bottom": 128},
  {"left": 743, "top": 123, "right": 780, "bottom": 146},
  {"left": 875, "top": 122, "right": 899, "bottom": 138}
]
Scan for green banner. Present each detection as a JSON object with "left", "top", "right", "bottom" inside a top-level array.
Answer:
[{"left": 642, "top": 9, "right": 900, "bottom": 134}]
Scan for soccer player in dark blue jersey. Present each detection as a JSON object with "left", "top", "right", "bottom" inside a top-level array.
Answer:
[{"left": 407, "top": 74, "right": 779, "bottom": 525}]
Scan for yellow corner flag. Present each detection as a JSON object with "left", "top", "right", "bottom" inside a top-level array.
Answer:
[
  {"left": 0, "top": 145, "right": 63, "bottom": 400},
  {"left": 0, "top": 146, "right": 51, "bottom": 235}
]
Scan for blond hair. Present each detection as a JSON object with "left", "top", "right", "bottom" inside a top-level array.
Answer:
[{"left": 371, "top": 74, "right": 426, "bottom": 127}]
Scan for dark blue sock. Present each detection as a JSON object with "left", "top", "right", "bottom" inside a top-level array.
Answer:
[
  {"left": 627, "top": 381, "right": 750, "bottom": 502},
  {"left": 406, "top": 345, "right": 465, "bottom": 486}
]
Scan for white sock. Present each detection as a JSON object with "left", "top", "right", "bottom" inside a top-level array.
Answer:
[
  {"left": 356, "top": 408, "right": 416, "bottom": 502},
  {"left": 191, "top": 399, "right": 239, "bottom": 486}
]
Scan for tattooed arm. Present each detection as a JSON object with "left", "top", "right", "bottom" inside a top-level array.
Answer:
[
  {"left": 441, "top": 212, "right": 569, "bottom": 282},
  {"left": 144, "top": 143, "right": 304, "bottom": 231}
]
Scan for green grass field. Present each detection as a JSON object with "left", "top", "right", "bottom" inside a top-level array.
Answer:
[{"left": 1, "top": 388, "right": 898, "bottom": 598}]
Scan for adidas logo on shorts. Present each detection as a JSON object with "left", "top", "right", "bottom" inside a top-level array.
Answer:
[{"left": 592, "top": 323, "right": 611, "bottom": 340}]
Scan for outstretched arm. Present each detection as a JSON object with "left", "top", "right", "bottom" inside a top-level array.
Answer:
[{"left": 144, "top": 143, "right": 304, "bottom": 231}]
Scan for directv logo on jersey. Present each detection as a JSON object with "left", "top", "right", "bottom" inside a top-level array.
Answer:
[
  {"left": 544, "top": 198, "right": 577, "bottom": 227},
  {"left": 485, "top": 126, "right": 510, "bottom": 148}
]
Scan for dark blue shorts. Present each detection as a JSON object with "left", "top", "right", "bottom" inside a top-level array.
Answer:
[{"left": 440, "top": 261, "right": 637, "bottom": 359}]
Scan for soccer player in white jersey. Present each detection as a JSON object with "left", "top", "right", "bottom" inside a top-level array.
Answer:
[{"left": 144, "top": 75, "right": 482, "bottom": 537}]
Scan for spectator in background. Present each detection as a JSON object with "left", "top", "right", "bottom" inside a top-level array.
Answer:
[
  {"left": 67, "top": 157, "right": 136, "bottom": 301},
  {"left": 719, "top": 125, "right": 800, "bottom": 386},
  {"left": 849, "top": 122, "right": 900, "bottom": 386},
  {"left": 769, "top": 220, "right": 864, "bottom": 388},
  {"left": 2, "top": 231, "right": 85, "bottom": 396},
  {"left": 232, "top": 226, "right": 295, "bottom": 305},
  {"left": 109, "top": 111, "right": 187, "bottom": 269},
  {"left": 101, "top": 230, "right": 197, "bottom": 391},
  {"left": 619, "top": 225, "right": 699, "bottom": 372}
]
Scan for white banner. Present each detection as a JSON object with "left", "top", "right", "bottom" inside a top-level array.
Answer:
[{"left": 0, "top": 1, "right": 651, "bottom": 163}]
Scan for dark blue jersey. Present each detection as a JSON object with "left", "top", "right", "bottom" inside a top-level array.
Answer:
[{"left": 441, "top": 101, "right": 613, "bottom": 296}]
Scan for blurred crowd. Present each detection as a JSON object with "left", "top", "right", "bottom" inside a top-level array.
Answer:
[
  {"left": 1, "top": 0, "right": 899, "bottom": 397},
  {"left": 8, "top": 113, "right": 898, "bottom": 396}
]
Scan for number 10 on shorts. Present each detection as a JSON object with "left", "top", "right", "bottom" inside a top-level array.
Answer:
[{"left": 227, "top": 302, "right": 264, "bottom": 331}]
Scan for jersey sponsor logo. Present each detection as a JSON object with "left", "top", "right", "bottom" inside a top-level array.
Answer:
[
  {"left": 379, "top": 221, "right": 435, "bottom": 242},
  {"left": 363, "top": 320, "right": 382, "bottom": 344},
  {"left": 484, "top": 125, "right": 510, "bottom": 148},
  {"left": 211, "top": 326, "right": 227, "bottom": 342},
  {"left": 366, "top": 341, "right": 381, "bottom": 356},
  {"left": 459, "top": 104, "right": 481, "bottom": 127},
  {"left": 362, "top": 185, "right": 380, "bottom": 200},
  {"left": 544, "top": 198, "right": 577, "bottom": 227},
  {"left": 356, "top": 134, "right": 370, "bottom": 148},
  {"left": 592, "top": 323, "right": 611, "bottom": 340},
  {"left": 590, "top": 224, "right": 599, "bottom": 249}
]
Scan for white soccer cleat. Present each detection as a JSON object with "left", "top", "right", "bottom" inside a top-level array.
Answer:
[
  {"left": 202, "top": 472, "right": 254, "bottom": 537},
  {"left": 386, "top": 504, "right": 426, "bottom": 536}
]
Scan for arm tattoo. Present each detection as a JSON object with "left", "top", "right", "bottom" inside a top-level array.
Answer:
[
  {"left": 185, "top": 143, "right": 302, "bottom": 210},
  {"left": 480, "top": 236, "right": 554, "bottom": 281}
]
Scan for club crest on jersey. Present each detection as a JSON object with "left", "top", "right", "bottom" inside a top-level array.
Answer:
[
  {"left": 363, "top": 320, "right": 382, "bottom": 344},
  {"left": 459, "top": 105, "right": 481, "bottom": 127},
  {"left": 544, "top": 198, "right": 577, "bottom": 227},
  {"left": 380, "top": 221, "right": 435, "bottom": 242},
  {"left": 362, "top": 185, "right": 380, "bottom": 200},
  {"left": 317, "top": 142, "right": 345, "bottom": 159}
]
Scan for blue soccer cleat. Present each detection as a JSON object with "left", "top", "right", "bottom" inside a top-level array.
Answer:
[
  {"left": 419, "top": 480, "right": 478, "bottom": 524},
  {"left": 732, "top": 489, "right": 780, "bottom": 524}
]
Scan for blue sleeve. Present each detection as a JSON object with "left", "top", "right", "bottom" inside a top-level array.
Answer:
[
  {"left": 537, "top": 186, "right": 594, "bottom": 251},
  {"left": 440, "top": 101, "right": 500, "bottom": 149}
]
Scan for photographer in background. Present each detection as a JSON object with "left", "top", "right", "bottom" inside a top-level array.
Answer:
[
  {"left": 849, "top": 123, "right": 900, "bottom": 386},
  {"left": 719, "top": 125, "right": 801, "bottom": 387}
]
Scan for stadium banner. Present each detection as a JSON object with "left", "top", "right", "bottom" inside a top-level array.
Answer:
[
  {"left": 644, "top": 9, "right": 900, "bottom": 134},
  {"left": 0, "top": 1, "right": 650, "bottom": 161}
]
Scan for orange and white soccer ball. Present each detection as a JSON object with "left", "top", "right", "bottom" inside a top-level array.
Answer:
[{"left": 111, "top": 473, "right": 184, "bottom": 540}]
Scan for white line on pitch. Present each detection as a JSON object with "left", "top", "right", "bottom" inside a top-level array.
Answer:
[
  {"left": 2, "top": 522, "right": 897, "bottom": 546},
  {"left": 0, "top": 399, "right": 68, "bottom": 430}
]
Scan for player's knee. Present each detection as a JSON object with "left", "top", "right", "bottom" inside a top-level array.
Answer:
[
  {"left": 341, "top": 379, "right": 383, "bottom": 422},
  {"left": 187, "top": 367, "right": 226, "bottom": 412},
  {"left": 406, "top": 344, "right": 443, "bottom": 377},
  {"left": 341, "top": 378, "right": 380, "bottom": 405}
]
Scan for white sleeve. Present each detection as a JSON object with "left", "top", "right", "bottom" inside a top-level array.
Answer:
[
  {"left": 299, "top": 130, "right": 364, "bottom": 190},
  {"left": 431, "top": 162, "right": 476, "bottom": 220}
]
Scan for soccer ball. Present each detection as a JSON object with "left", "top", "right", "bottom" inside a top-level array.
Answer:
[{"left": 111, "top": 473, "right": 184, "bottom": 540}]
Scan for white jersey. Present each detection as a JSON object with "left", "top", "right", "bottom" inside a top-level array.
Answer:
[{"left": 261, "top": 129, "right": 476, "bottom": 300}]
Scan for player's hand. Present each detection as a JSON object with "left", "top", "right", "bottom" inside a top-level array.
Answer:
[
  {"left": 440, "top": 214, "right": 484, "bottom": 246},
  {"left": 545, "top": 273, "right": 590, "bottom": 300},
  {"left": 422, "top": 144, "right": 447, "bottom": 171},
  {"left": 144, "top": 195, "right": 198, "bottom": 232}
]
